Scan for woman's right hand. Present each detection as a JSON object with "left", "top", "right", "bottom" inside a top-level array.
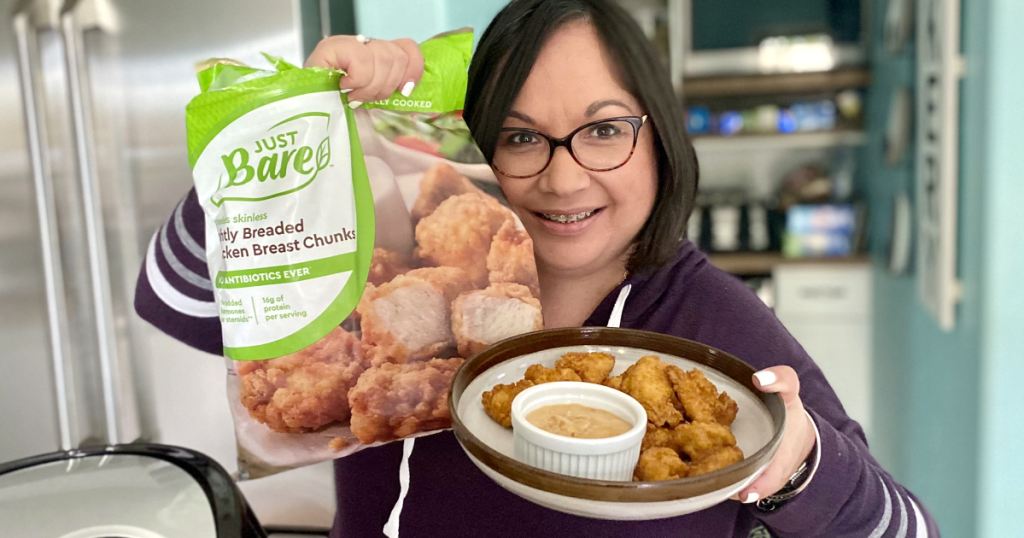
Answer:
[{"left": 304, "top": 35, "right": 424, "bottom": 107}]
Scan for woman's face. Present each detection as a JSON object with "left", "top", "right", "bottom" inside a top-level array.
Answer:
[{"left": 496, "top": 21, "right": 658, "bottom": 278}]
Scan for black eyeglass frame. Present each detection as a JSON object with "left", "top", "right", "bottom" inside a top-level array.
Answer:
[{"left": 492, "top": 115, "right": 648, "bottom": 179}]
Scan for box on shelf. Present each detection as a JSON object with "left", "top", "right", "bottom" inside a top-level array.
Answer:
[{"left": 783, "top": 204, "right": 858, "bottom": 258}]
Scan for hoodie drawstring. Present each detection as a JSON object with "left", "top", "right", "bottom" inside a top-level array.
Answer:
[{"left": 607, "top": 284, "right": 632, "bottom": 328}]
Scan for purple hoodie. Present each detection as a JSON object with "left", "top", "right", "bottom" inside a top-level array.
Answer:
[{"left": 136, "top": 189, "right": 939, "bottom": 538}]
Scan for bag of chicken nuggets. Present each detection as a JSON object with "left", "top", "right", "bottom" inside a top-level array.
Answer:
[{"left": 185, "top": 29, "right": 542, "bottom": 476}]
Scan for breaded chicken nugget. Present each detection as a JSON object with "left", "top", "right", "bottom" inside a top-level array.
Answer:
[
  {"left": 524, "top": 364, "right": 583, "bottom": 384},
  {"left": 634, "top": 447, "right": 689, "bottom": 481},
  {"left": 687, "top": 445, "right": 744, "bottom": 477},
  {"left": 368, "top": 248, "right": 411, "bottom": 287},
  {"left": 451, "top": 283, "right": 543, "bottom": 357},
  {"left": 486, "top": 220, "right": 541, "bottom": 298},
  {"left": 411, "top": 162, "right": 484, "bottom": 221},
  {"left": 348, "top": 357, "right": 464, "bottom": 444},
  {"left": 481, "top": 379, "right": 535, "bottom": 428},
  {"left": 714, "top": 392, "right": 739, "bottom": 426},
  {"left": 603, "top": 375, "right": 623, "bottom": 391},
  {"left": 555, "top": 352, "right": 616, "bottom": 384},
  {"left": 641, "top": 424, "right": 679, "bottom": 453},
  {"left": 608, "top": 356, "right": 683, "bottom": 427},
  {"left": 357, "top": 267, "right": 474, "bottom": 364},
  {"left": 238, "top": 327, "right": 367, "bottom": 433},
  {"left": 480, "top": 364, "right": 580, "bottom": 429},
  {"left": 673, "top": 421, "right": 738, "bottom": 460},
  {"left": 403, "top": 267, "right": 476, "bottom": 303},
  {"left": 415, "top": 193, "right": 514, "bottom": 287},
  {"left": 667, "top": 364, "right": 733, "bottom": 424}
]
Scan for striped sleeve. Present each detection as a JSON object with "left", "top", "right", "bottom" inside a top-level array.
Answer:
[
  {"left": 754, "top": 408, "right": 941, "bottom": 538},
  {"left": 134, "top": 187, "right": 223, "bottom": 356}
]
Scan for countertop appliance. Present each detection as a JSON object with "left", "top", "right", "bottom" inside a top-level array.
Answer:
[{"left": 0, "top": 443, "right": 265, "bottom": 538}]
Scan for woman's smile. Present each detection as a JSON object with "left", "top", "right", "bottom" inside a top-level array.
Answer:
[{"left": 531, "top": 207, "right": 605, "bottom": 235}]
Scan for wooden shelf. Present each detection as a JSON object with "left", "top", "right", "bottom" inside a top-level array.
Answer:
[
  {"left": 708, "top": 252, "right": 871, "bottom": 276},
  {"left": 691, "top": 130, "right": 866, "bottom": 153},
  {"left": 683, "top": 68, "right": 872, "bottom": 99}
]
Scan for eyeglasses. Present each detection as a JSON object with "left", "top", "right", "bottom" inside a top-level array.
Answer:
[{"left": 491, "top": 115, "right": 648, "bottom": 179}]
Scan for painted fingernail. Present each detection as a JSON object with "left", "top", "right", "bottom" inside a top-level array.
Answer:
[
  {"left": 349, "top": 100, "right": 363, "bottom": 109},
  {"left": 340, "top": 88, "right": 354, "bottom": 94},
  {"left": 754, "top": 371, "right": 776, "bottom": 387},
  {"left": 743, "top": 492, "right": 760, "bottom": 504},
  {"left": 401, "top": 81, "right": 415, "bottom": 97}
]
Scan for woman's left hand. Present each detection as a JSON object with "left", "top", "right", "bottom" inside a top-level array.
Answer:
[{"left": 734, "top": 366, "right": 817, "bottom": 505}]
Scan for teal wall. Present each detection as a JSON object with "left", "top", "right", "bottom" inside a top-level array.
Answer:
[
  {"left": 865, "top": 0, "right": 1024, "bottom": 536},
  {"left": 353, "top": 0, "right": 507, "bottom": 48},
  {"left": 975, "top": 0, "right": 1024, "bottom": 535},
  {"left": 301, "top": 0, "right": 506, "bottom": 57},
  {"left": 862, "top": 1, "right": 981, "bottom": 533}
]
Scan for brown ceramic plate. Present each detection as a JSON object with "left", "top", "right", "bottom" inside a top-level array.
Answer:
[{"left": 448, "top": 327, "right": 786, "bottom": 520}]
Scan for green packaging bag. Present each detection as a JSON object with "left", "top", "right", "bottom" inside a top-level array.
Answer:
[{"left": 186, "top": 30, "right": 543, "bottom": 475}]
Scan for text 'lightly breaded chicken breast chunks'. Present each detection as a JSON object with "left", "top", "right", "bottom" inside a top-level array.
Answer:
[
  {"left": 451, "top": 283, "right": 543, "bottom": 357},
  {"left": 358, "top": 267, "right": 474, "bottom": 364}
]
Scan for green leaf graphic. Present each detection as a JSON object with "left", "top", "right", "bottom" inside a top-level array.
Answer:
[{"left": 316, "top": 137, "right": 331, "bottom": 171}]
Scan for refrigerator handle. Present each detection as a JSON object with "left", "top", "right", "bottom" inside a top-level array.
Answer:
[
  {"left": 12, "top": 1, "right": 78, "bottom": 451},
  {"left": 60, "top": 0, "right": 128, "bottom": 446}
]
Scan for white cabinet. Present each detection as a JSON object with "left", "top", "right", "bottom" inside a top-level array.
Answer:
[{"left": 773, "top": 263, "right": 873, "bottom": 435}]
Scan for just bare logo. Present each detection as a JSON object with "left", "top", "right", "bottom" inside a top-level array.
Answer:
[{"left": 213, "top": 111, "right": 332, "bottom": 206}]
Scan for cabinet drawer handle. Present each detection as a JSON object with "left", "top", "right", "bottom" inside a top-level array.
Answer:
[{"left": 798, "top": 286, "right": 848, "bottom": 300}]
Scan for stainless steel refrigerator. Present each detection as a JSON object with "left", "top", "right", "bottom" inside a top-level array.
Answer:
[{"left": 1, "top": 0, "right": 336, "bottom": 529}]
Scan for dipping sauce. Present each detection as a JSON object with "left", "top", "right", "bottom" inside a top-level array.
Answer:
[{"left": 526, "top": 404, "right": 633, "bottom": 439}]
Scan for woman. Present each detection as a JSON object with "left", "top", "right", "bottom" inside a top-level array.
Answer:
[{"left": 136, "top": 0, "right": 939, "bottom": 536}]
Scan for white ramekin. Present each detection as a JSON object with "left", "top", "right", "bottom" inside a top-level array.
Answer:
[{"left": 510, "top": 381, "right": 647, "bottom": 481}]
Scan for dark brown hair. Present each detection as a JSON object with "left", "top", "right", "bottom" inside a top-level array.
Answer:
[{"left": 464, "top": 0, "right": 699, "bottom": 274}]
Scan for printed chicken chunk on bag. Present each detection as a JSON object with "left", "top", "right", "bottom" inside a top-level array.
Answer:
[
  {"left": 451, "top": 283, "right": 543, "bottom": 357},
  {"left": 357, "top": 266, "right": 474, "bottom": 365},
  {"left": 415, "top": 192, "right": 515, "bottom": 288},
  {"left": 185, "top": 29, "right": 541, "bottom": 476}
]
